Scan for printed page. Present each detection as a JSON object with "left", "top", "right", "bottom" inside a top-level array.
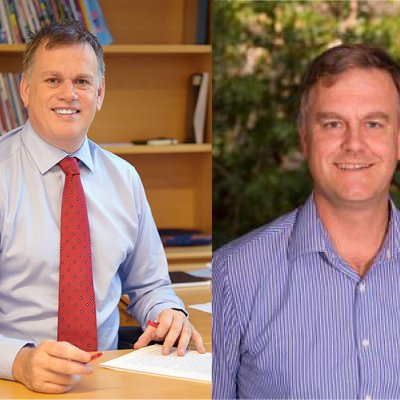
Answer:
[
  {"left": 100, "top": 344, "right": 211, "bottom": 383},
  {"left": 189, "top": 302, "right": 212, "bottom": 314}
]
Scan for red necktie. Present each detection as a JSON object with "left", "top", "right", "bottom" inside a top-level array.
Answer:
[{"left": 57, "top": 157, "right": 98, "bottom": 351}]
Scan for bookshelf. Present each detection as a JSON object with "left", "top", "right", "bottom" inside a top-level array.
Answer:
[{"left": 0, "top": 0, "right": 212, "bottom": 270}]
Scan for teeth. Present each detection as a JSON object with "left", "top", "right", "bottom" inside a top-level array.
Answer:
[
  {"left": 54, "top": 108, "right": 78, "bottom": 115},
  {"left": 336, "top": 163, "right": 371, "bottom": 170}
]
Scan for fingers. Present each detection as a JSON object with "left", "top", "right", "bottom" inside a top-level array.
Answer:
[
  {"left": 45, "top": 340, "right": 92, "bottom": 364},
  {"left": 133, "top": 309, "right": 206, "bottom": 357},
  {"left": 159, "top": 312, "right": 192, "bottom": 356},
  {"left": 12, "top": 340, "right": 93, "bottom": 394},
  {"left": 188, "top": 326, "right": 206, "bottom": 354},
  {"left": 133, "top": 326, "right": 154, "bottom": 350}
]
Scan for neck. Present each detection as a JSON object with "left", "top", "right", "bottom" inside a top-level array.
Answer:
[{"left": 314, "top": 192, "right": 390, "bottom": 277}]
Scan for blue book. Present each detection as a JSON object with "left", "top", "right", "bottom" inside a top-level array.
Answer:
[
  {"left": 83, "top": 0, "right": 113, "bottom": 45},
  {"left": 196, "top": 0, "right": 208, "bottom": 44}
]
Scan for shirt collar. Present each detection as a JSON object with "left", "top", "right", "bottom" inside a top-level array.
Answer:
[
  {"left": 288, "top": 193, "right": 400, "bottom": 262},
  {"left": 288, "top": 193, "right": 330, "bottom": 262},
  {"left": 21, "top": 120, "right": 94, "bottom": 174},
  {"left": 377, "top": 198, "right": 400, "bottom": 262}
]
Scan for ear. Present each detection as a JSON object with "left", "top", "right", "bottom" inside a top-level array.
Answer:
[
  {"left": 299, "top": 126, "right": 309, "bottom": 159},
  {"left": 20, "top": 73, "right": 30, "bottom": 108},
  {"left": 96, "top": 76, "right": 105, "bottom": 111}
]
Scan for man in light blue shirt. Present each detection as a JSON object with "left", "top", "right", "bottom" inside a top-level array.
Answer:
[
  {"left": 213, "top": 44, "right": 400, "bottom": 398},
  {"left": 0, "top": 21, "right": 205, "bottom": 394}
]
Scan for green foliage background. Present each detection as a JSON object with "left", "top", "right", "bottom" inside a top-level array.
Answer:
[{"left": 212, "top": 0, "right": 400, "bottom": 249}]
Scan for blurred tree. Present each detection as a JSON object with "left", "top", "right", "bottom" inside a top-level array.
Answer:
[{"left": 213, "top": 0, "right": 400, "bottom": 249}]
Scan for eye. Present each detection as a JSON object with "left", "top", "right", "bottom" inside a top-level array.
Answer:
[
  {"left": 322, "top": 120, "right": 342, "bottom": 129},
  {"left": 45, "top": 78, "right": 60, "bottom": 86},
  {"left": 75, "top": 79, "right": 91, "bottom": 87},
  {"left": 365, "top": 121, "right": 383, "bottom": 129}
]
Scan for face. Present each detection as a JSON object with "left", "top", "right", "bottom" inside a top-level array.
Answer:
[
  {"left": 20, "top": 43, "right": 105, "bottom": 153},
  {"left": 300, "top": 67, "right": 400, "bottom": 210}
]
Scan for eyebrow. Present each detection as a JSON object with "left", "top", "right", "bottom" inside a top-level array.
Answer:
[
  {"left": 315, "top": 111, "right": 390, "bottom": 122},
  {"left": 40, "top": 71, "right": 95, "bottom": 80}
]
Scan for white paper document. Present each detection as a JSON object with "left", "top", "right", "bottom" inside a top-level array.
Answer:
[
  {"left": 100, "top": 344, "right": 211, "bottom": 383},
  {"left": 189, "top": 302, "right": 212, "bottom": 314}
]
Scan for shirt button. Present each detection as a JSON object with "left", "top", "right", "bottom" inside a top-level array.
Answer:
[
  {"left": 365, "top": 395, "right": 372, "bottom": 400},
  {"left": 387, "top": 249, "right": 391, "bottom": 260},
  {"left": 362, "top": 339, "right": 370, "bottom": 348},
  {"left": 359, "top": 283, "right": 366, "bottom": 293}
]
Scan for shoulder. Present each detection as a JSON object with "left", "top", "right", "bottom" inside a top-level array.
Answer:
[
  {"left": 213, "top": 208, "right": 299, "bottom": 276},
  {"left": 0, "top": 126, "right": 24, "bottom": 164},
  {"left": 87, "top": 140, "right": 141, "bottom": 181}
]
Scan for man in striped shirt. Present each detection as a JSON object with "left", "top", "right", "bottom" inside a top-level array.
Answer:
[{"left": 213, "top": 44, "right": 400, "bottom": 399}]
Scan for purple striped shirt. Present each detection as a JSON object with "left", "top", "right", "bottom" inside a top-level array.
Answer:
[{"left": 213, "top": 194, "right": 400, "bottom": 399}]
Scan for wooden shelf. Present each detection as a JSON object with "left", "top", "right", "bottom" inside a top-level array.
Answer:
[
  {"left": 165, "top": 245, "right": 212, "bottom": 261},
  {"left": 0, "top": 44, "right": 25, "bottom": 53},
  {"left": 0, "top": 44, "right": 211, "bottom": 55},
  {"left": 104, "top": 44, "right": 211, "bottom": 54},
  {"left": 0, "top": 0, "right": 212, "bottom": 234},
  {"left": 100, "top": 143, "right": 211, "bottom": 155},
  {"left": 165, "top": 245, "right": 211, "bottom": 272}
]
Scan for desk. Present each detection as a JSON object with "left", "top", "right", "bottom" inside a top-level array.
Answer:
[{"left": 0, "top": 285, "right": 212, "bottom": 399}]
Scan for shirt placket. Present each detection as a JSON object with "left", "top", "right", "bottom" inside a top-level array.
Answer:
[{"left": 354, "top": 276, "right": 374, "bottom": 400}]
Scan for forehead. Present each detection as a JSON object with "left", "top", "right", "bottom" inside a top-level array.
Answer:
[
  {"left": 310, "top": 68, "right": 398, "bottom": 107},
  {"left": 31, "top": 43, "right": 98, "bottom": 74}
]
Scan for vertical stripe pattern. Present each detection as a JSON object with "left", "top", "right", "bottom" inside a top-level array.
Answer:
[{"left": 212, "top": 194, "right": 400, "bottom": 399}]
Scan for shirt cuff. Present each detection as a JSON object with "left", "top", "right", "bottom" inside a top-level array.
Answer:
[
  {"left": 172, "top": 307, "right": 189, "bottom": 317},
  {"left": 0, "top": 338, "right": 35, "bottom": 381}
]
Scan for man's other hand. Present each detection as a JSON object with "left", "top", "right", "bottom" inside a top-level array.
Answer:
[
  {"left": 12, "top": 340, "right": 93, "bottom": 393},
  {"left": 134, "top": 308, "right": 206, "bottom": 356}
]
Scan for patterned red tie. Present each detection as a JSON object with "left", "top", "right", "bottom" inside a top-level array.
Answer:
[{"left": 57, "top": 157, "right": 97, "bottom": 351}]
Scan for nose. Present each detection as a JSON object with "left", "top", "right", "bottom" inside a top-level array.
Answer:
[
  {"left": 341, "top": 123, "right": 366, "bottom": 152},
  {"left": 58, "top": 80, "right": 78, "bottom": 101}
]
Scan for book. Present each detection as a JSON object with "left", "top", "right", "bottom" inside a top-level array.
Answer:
[
  {"left": 0, "top": 73, "right": 27, "bottom": 134},
  {"left": 132, "top": 137, "right": 179, "bottom": 146},
  {"left": 185, "top": 72, "right": 209, "bottom": 144},
  {"left": 0, "top": 73, "right": 13, "bottom": 131},
  {"left": 8, "top": 73, "right": 27, "bottom": 126},
  {"left": 196, "top": 0, "right": 209, "bottom": 44},
  {"left": 14, "top": 0, "right": 31, "bottom": 41},
  {"left": 6, "top": 0, "right": 24, "bottom": 43},
  {"left": 158, "top": 228, "right": 212, "bottom": 247},
  {"left": 85, "top": 0, "right": 113, "bottom": 44},
  {"left": 100, "top": 344, "right": 212, "bottom": 383},
  {"left": 0, "top": 0, "right": 12, "bottom": 43},
  {"left": 169, "top": 271, "right": 211, "bottom": 288},
  {"left": 183, "top": 0, "right": 209, "bottom": 45}
]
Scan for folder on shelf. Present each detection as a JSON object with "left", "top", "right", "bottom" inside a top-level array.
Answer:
[
  {"left": 185, "top": 72, "right": 209, "bottom": 144},
  {"left": 159, "top": 229, "right": 211, "bottom": 247}
]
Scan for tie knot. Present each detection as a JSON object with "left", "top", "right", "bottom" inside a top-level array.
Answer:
[{"left": 59, "top": 157, "right": 80, "bottom": 176}]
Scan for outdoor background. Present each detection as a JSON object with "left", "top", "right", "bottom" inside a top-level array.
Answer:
[{"left": 213, "top": 0, "right": 400, "bottom": 249}]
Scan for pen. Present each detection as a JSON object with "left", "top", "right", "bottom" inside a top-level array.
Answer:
[
  {"left": 148, "top": 319, "right": 160, "bottom": 329},
  {"left": 90, "top": 351, "right": 104, "bottom": 362}
]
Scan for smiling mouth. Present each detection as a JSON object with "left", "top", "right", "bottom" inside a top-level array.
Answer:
[
  {"left": 334, "top": 162, "right": 374, "bottom": 171},
  {"left": 52, "top": 108, "right": 80, "bottom": 115}
]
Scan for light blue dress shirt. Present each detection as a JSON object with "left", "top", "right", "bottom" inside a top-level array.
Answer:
[
  {"left": 213, "top": 194, "right": 400, "bottom": 399},
  {"left": 0, "top": 121, "right": 184, "bottom": 380}
]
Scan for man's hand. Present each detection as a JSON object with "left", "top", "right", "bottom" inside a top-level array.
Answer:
[
  {"left": 12, "top": 340, "right": 93, "bottom": 394},
  {"left": 134, "top": 309, "right": 206, "bottom": 356}
]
